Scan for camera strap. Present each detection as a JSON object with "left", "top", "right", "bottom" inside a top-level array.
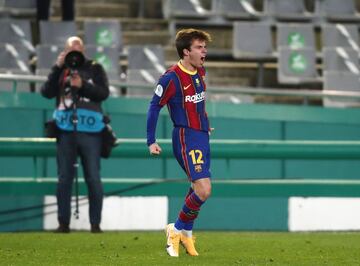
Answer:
[
  {"left": 61, "top": 68, "right": 70, "bottom": 91},
  {"left": 59, "top": 69, "right": 73, "bottom": 109}
]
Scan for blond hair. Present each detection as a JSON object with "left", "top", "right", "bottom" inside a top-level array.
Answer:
[{"left": 65, "top": 36, "right": 84, "bottom": 50}]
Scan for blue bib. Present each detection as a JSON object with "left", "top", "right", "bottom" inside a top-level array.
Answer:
[{"left": 54, "top": 108, "right": 105, "bottom": 133}]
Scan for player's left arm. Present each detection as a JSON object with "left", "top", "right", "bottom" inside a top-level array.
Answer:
[{"left": 200, "top": 67, "right": 214, "bottom": 134}]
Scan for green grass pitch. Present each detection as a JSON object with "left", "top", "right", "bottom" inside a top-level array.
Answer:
[{"left": 1, "top": 231, "right": 360, "bottom": 265}]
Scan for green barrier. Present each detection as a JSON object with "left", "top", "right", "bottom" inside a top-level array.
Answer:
[
  {"left": 2, "top": 177, "right": 360, "bottom": 197},
  {"left": 2, "top": 138, "right": 360, "bottom": 197},
  {"left": 1, "top": 137, "right": 360, "bottom": 159}
]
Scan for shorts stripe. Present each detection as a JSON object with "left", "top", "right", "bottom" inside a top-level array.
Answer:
[{"left": 180, "top": 128, "right": 191, "bottom": 179}]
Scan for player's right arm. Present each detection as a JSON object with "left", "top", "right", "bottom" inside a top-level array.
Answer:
[
  {"left": 149, "top": 142, "right": 162, "bottom": 155},
  {"left": 147, "top": 100, "right": 162, "bottom": 155},
  {"left": 146, "top": 73, "right": 176, "bottom": 155}
]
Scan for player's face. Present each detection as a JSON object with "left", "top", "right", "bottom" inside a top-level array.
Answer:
[{"left": 187, "top": 39, "right": 207, "bottom": 69}]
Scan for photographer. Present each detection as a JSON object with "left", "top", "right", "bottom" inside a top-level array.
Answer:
[{"left": 41, "top": 36, "right": 109, "bottom": 233}]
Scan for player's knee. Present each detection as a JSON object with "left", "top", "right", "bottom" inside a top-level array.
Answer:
[
  {"left": 197, "top": 186, "right": 211, "bottom": 201},
  {"left": 203, "top": 189, "right": 211, "bottom": 200},
  {"left": 193, "top": 177, "right": 212, "bottom": 201}
]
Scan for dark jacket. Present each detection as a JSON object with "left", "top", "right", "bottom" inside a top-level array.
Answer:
[{"left": 40, "top": 58, "right": 110, "bottom": 113}]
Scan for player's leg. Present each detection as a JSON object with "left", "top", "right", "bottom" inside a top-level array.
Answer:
[
  {"left": 182, "top": 186, "right": 194, "bottom": 232},
  {"left": 174, "top": 128, "right": 211, "bottom": 255},
  {"left": 164, "top": 127, "right": 184, "bottom": 257},
  {"left": 177, "top": 178, "right": 211, "bottom": 231},
  {"left": 178, "top": 177, "right": 211, "bottom": 256},
  {"left": 193, "top": 177, "right": 212, "bottom": 201}
]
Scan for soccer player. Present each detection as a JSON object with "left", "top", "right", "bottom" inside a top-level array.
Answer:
[{"left": 146, "top": 28, "right": 212, "bottom": 257}]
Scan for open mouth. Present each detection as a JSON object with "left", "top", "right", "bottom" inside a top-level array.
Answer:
[{"left": 200, "top": 56, "right": 205, "bottom": 62}]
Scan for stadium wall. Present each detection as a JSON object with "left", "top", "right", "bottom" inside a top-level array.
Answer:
[{"left": 1, "top": 92, "right": 360, "bottom": 231}]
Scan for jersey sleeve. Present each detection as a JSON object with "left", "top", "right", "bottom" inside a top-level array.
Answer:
[
  {"left": 146, "top": 73, "right": 176, "bottom": 146},
  {"left": 151, "top": 72, "right": 176, "bottom": 106}
]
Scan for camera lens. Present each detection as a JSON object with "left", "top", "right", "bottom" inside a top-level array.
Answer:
[{"left": 64, "top": 51, "right": 85, "bottom": 69}]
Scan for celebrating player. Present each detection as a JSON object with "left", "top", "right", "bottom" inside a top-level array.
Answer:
[{"left": 146, "top": 28, "right": 212, "bottom": 257}]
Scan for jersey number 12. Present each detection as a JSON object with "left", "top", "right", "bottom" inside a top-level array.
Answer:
[{"left": 189, "top": 149, "right": 204, "bottom": 164}]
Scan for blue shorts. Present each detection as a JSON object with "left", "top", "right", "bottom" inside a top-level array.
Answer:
[{"left": 172, "top": 127, "right": 211, "bottom": 181}]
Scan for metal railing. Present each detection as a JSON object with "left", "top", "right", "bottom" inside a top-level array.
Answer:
[{"left": 1, "top": 73, "right": 360, "bottom": 103}]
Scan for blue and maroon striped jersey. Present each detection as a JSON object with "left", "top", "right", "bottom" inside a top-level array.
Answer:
[{"left": 147, "top": 62, "right": 210, "bottom": 146}]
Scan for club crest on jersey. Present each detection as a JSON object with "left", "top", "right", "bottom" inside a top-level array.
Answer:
[
  {"left": 185, "top": 91, "right": 205, "bottom": 103},
  {"left": 195, "top": 164, "right": 202, "bottom": 173},
  {"left": 154, "top": 84, "right": 163, "bottom": 97},
  {"left": 195, "top": 78, "right": 200, "bottom": 87}
]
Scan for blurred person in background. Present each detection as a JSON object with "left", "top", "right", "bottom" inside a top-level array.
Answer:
[
  {"left": 147, "top": 28, "right": 213, "bottom": 257},
  {"left": 40, "top": 36, "right": 109, "bottom": 233},
  {"left": 37, "top": 0, "right": 75, "bottom": 21}
]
